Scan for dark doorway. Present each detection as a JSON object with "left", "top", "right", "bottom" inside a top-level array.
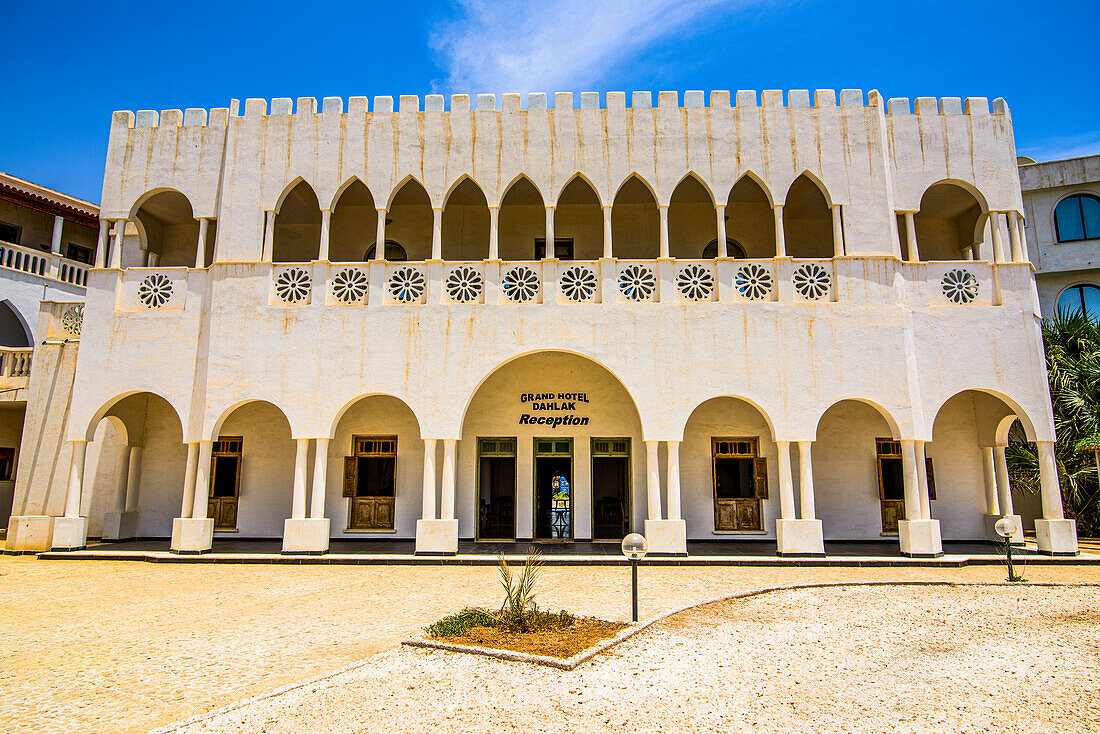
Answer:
[
  {"left": 534, "top": 438, "right": 573, "bottom": 540},
  {"left": 209, "top": 437, "right": 243, "bottom": 530},
  {"left": 478, "top": 437, "right": 517, "bottom": 540},
  {"left": 591, "top": 438, "right": 630, "bottom": 540}
]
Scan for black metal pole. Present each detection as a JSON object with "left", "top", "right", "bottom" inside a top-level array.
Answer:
[
  {"left": 631, "top": 557, "right": 639, "bottom": 622},
  {"left": 1005, "top": 535, "right": 1014, "bottom": 580}
]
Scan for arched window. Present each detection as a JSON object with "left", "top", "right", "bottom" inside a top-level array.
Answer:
[
  {"left": 364, "top": 241, "right": 408, "bottom": 261},
  {"left": 1058, "top": 284, "right": 1100, "bottom": 321},
  {"left": 702, "top": 239, "right": 746, "bottom": 259},
  {"left": 1054, "top": 194, "right": 1100, "bottom": 243}
]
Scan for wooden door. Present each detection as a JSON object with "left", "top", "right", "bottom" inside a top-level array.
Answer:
[
  {"left": 208, "top": 437, "right": 243, "bottom": 530},
  {"left": 712, "top": 438, "right": 764, "bottom": 531},
  {"left": 344, "top": 436, "right": 397, "bottom": 530},
  {"left": 876, "top": 439, "right": 905, "bottom": 534}
]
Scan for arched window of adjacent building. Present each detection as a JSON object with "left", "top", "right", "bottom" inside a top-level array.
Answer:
[
  {"left": 1058, "top": 284, "right": 1100, "bottom": 321},
  {"left": 783, "top": 174, "right": 833, "bottom": 258},
  {"left": 386, "top": 179, "right": 433, "bottom": 261},
  {"left": 1054, "top": 194, "right": 1100, "bottom": 243},
  {"left": 669, "top": 175, "right": 717, "bottom": 259},
  {"left": 611, "top": 175, "right": 659, "bottom": 259},
  {"left": 132, "top": 190, "right": 204, "bottom": 267},
  {"left": 0, "top": 300, "right": 32, "bottom": 347},
  {"left": 442, "top": 178, "right": 490, "bottom": 260},
  {"left": 725, "top": 174, "right": 775, "bottom": 258},
  {"left": 554, "top": 176, "right": 602, "bottom": 260},
  {"left": 272, "top": 180, "right": 321, "bottom": 263},
  {"left": 330, "top": 179, "right": 377, "bottom": 262},
  {"left": 912, "top": 182, "right": 984, "bottom": 261},
  {"left": 702, "top": 239, "right": 746, "bottom": 259},
  {"left": 364, "top": 241, "right": 408, "bottom": 261},
  {"left": 498, "top": 176, "right": 545, "bottom": 261}
]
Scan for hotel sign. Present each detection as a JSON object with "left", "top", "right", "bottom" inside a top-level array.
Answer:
[{"left": 519, "top": 392, "right": 591, "bottom": 427}]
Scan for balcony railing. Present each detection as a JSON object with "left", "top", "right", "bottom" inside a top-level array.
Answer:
[
  {"left": 0, "top": 240, "right": 90, "bottom": 286},
  {"left": 0, "top": 347, "right": 32, "bottom": 392}
]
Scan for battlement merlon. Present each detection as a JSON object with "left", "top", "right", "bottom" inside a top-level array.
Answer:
[{"left": 99, "top": 89, "right": 1024, "bottom": 259}]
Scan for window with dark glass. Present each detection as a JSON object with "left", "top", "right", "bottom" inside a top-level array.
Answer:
[
  {"left": 1054, "top": 194, "right": 1100, "bottom": 243},
  {"left": 0, "top": 447, "right": 15, "bottom": 481},
  {"left": 1058, "top": 284, "right": 1100, "bottom": 321},
  {"left": 0, "top": 222, "right": 20, "bottom": 244},
  {"left": 702, "top": 238, "right": 746, "bottom": 259},
  {"left": 64, "top": 243, "right": 93, "bottom": 264}
]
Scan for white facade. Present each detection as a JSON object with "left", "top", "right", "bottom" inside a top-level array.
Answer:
[{"left": 5, "top": 90, "right": 1079, "bottom": 556}]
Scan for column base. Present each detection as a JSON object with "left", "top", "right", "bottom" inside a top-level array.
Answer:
[
  {"left": 282, "top": 518, "right": 331, "bottom": 555},
  {"left": 4, "top": 516, "right": 54, "bottom": 553},
  {"left": 643, "top": 519, "right": 688, "bottom": 556},
  {"left": 170, "top": 518, "right": 213, "bottom": 554},
  {"left": 1035, "top": 518, "right": 1079, "bottom": 556},
  {"left": 415, "top": 519, "right": 458, "bottom": 555},
  {"left": 51, "top": 517, "right": 88, "bottom": 551},
  {"left": 775, "top": 519, "right": 825, "bottom": 557},
  {"left": 898, "top": 519, "right": 943, "bottom": 558},
  {"left": 102, "top": 511, "right": 140, "bottom": 541},
  {"left": 983, "top": 514, "right": 1025, "bottom": 545}
]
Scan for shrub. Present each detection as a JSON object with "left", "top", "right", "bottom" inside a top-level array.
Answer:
[{"left": 425, "top": 607, "right": 496, "bottom": 638}]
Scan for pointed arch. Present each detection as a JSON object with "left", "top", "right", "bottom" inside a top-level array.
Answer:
[
  {"left": 498, "top": 174, "right": 546, "bottom": 261},
  {"left": 726, "top": 171, "right": 774, "bottom": 207},
  {"left": 328, "top": 176, "right": 372, "bottom": 211},
  {"left": 669, "top": 172, "right": 718, "bottom": 259},
  {"left": 442, "top": 173, "right": 482, "bottom": 208},
  {"left": 554, "top": 172, "right": 604, "bottom": 207},
  {"left": 0, "top": 299, "right": 33, "bottom": 347},
  {"left": 385, "top": 174, "right": 430, "bottom": 210},
  {"left": 783, "top": 172, "right": 833, "bottom": 258},
  {"left": 498, "top": 173, "right": 547, "bottom": 208},
  {"left": 555, "top": 174, "right": 603, "bottom": 260},
  {"left": 273, "top": 176, "right": 310, "bottom": 213},
  {"left": 441, "top": 176, "right": 490, "bottom": 260},
  {"left": 611, "top": 174, "right": 660, "bottom": 259},
  {"left": 786, "top": 170, "right": 833, "bottom": 208},
  {"left": 724, "top": 172, "right": 775, "bottom": 258},
  {"left": 330, "top": 177, "right": 378, "bottom": 262},
  {"left": 272, "top": 179, "right": 321, "bottom": 263},
  {"left": 386, "top": 177, "right": 433, "bottom": 261}
]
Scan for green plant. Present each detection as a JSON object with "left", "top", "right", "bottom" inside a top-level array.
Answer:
[
  {"left": 425, "top": 607, "right": 496, "bottom": 638},
  {"left": 492, "top": 547, "right": 544, "bottom": 632}
]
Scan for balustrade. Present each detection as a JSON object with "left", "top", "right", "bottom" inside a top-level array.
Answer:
[{"left": 0, "top": 241, "right": 89, "bottom": 286}]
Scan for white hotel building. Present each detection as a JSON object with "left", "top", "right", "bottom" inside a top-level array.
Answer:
[{"left": 4, "top": 89, "right": 1079, "bottom": 557}]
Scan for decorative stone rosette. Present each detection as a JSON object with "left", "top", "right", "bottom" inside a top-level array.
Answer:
[
  {"left": 274, "top": 267, "right": 311, "bottom": 303},
  {"left": 792, "top": 263, "right": 831, "bottom": 300},
  {"left": 501, "top": 266, "right": 539, "bottom": 303},
  {"left": 388, "top": 266, "right": 426, "bottom": 303},
  {"left": 445, "top": 266, "right": 484, "bottom": 303},
  {"left": 138, "top": 273, "right": 173, "bottom": 308},
  {"left": 735, "top": 263, "right": 773, "bottom": 300},
  {"left": 560, "top": 265, "right": 598, "bottom": 302},
  {"left": 941, "top": 268, "right": 979, "bottom": 304},
  {"left": 60, "top": 305, "right": 83, "bottom": 335},
  {"left": 332, "top": 267, "right": 368, "bottom": 303},
  {"left": 677, "top": 263, "right": 715, "bottom": 301}
]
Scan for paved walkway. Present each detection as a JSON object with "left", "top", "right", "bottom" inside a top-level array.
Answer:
[{"left": 2, "top": 554, "right": 1098, "bottom": 734}]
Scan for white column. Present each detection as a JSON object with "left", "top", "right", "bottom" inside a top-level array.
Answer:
[
  {"left": 904, "top": 211, "right": 920, "bottom": 261},
  {"left": 831, "top": 205, "right": 844, "bottom": 256},
  {"left": 64, "top": 441, "right": 87, "bottom": 518},
  {"left": 431, "top": 207, "right": 443, "bottom": 260},
  {"left": 109, "top": 220, "right": 125, "bottom": 269},
  {"left": 776, "top": 441, "right": 796, "bottom": 519},
  {"left": 112, "top": 446, "right": 132, "bottom": 514},
  {"left": 900, "top": 440, "right": 921, "bottom": 521},
  {"left": 310, "top": 438, "right": 329, "bottom": 519},
  {"left": 981, "top": 447, "right": 1000, "bottom": 515},
  {"left": 95, "top": 220, "right": 109, "bottom": 268},
  {"left": 488, "top": 206, "right": 500, "bottom": 260},
  {"left": 51, "top": 215, "right": 64, "bottom": 254},
  {"left": 602, "top": 206, "right": 613, "bottom": 258},
  {"left": 665, "top": 441, "right": 681, "bottom": 521},
  {"left": 375, "top": 209, "right": 387, "bottom": 261},
  {"left": 123, "top": 446, "right": 143, "bottom": 512},
  {"left": 962, "top": 246, "right": 974, "bottom": 261},
  {"left": 773, "top": 204, "right": 786, "bottom": 257},
  {"left": 291, "top": 438, "right": 310, "bottom": 519},
  {"left": 645, "top": 440, "right": 662, "bottom": 520},
  {"left": 262, "top": 211, "right": 276, "bottom": 262},
  {"left": 180, "top": 443, "right": 198, "bottom": 518},
  {"left": 441, "top": 439, "right": 457, "bottom": 520},
  {"left": 715, "top": 205, "right": 727, "bottom": 257},
  {"left": 422, "top": 439, "right": 438, "bottom": 520},
  {"left": 195, "top": 218, "right": 209, "bottom": 269},
  {"left": 1037, "top": 441, "right": 1064, "bottom": 519},
  {"left": 993, "top": 445, "right": 1015, "bottom": 516},
  {"left": 797, "top": 441, "right": 816, "bottom": 519},
  {"left": 544, "top": 206, "right": 555, "bottom": 259},
  {"left": 1008, "top": 212, "right": 1024, "bottom": 263},
  {"left": 990, "top": 212, "right": 1006, "bottom": 263},
  {"left": 916, "top": 442, "right": 931, "bottom": 519},
  {"left": 318, "top": 209, "right": 331, "bottom": 261},
  {"left": 191, "top": 441, "right": 214, "bottom": 519},
  {"left": 658, "top": 205, "right": 670, "bottom": 258}
]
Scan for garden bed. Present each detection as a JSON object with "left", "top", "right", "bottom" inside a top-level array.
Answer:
[{"left": 438, "top": 616, "right": 628, "bottom": 658}]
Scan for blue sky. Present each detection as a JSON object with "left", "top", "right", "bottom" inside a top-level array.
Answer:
[{"left": 4, "top": 0, "right": 1098, "bottom": 203}]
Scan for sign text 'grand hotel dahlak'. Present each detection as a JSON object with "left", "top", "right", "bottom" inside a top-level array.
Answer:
[{"left": 518, "top": 392, "right": 591, "bottom": 427}]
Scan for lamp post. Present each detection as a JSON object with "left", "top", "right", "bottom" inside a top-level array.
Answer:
[
  {"left": 995, "top": 516, "right": 1021, "bottom": 582},
  {"left": 621, "top": 532, "right": 648, "bottom": 622}
]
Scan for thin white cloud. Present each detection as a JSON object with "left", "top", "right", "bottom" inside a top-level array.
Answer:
[
  {"left": 430, "top": 0, "right": 757, "bottom": 96},
  {"left": 1020, "top": 132, "right": 1100, "bottom": 164}
]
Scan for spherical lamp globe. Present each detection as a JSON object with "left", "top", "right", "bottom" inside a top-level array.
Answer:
[
  {"left": 621, "top": 532, "right": 648, "bottom": 560},
  {"left": 994, "top": 516, "right": 1019, "bottom": 539}
]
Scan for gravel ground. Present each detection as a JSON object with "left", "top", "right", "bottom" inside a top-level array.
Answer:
[{"left": 170, "top": 584, "right": 1100, "bottom": 734}]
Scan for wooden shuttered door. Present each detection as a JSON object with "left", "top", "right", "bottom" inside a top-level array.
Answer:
[
  {"left": 346, "top": 436, "right": 397, "bottom": 530},
  {"left": 208, "top": 437, "right": 243, "bottom": 530},
  {"left": 712, "top": 438, "right": 764, "bottom": 532}
]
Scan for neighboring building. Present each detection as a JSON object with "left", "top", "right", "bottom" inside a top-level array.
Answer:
[
  {"left": 4, "top": 90, "right": 1079, "bottom": 558},
  {"left": 1018, "top": 154, "right": 1100, "bottom": 319},
  {"left": 0, "top": 172, "right": 97, "bottom": 531}
]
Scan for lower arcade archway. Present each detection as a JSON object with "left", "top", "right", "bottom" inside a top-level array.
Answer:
[{"left": 459, "top": 352, "right": 644, "bottom": 542}]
